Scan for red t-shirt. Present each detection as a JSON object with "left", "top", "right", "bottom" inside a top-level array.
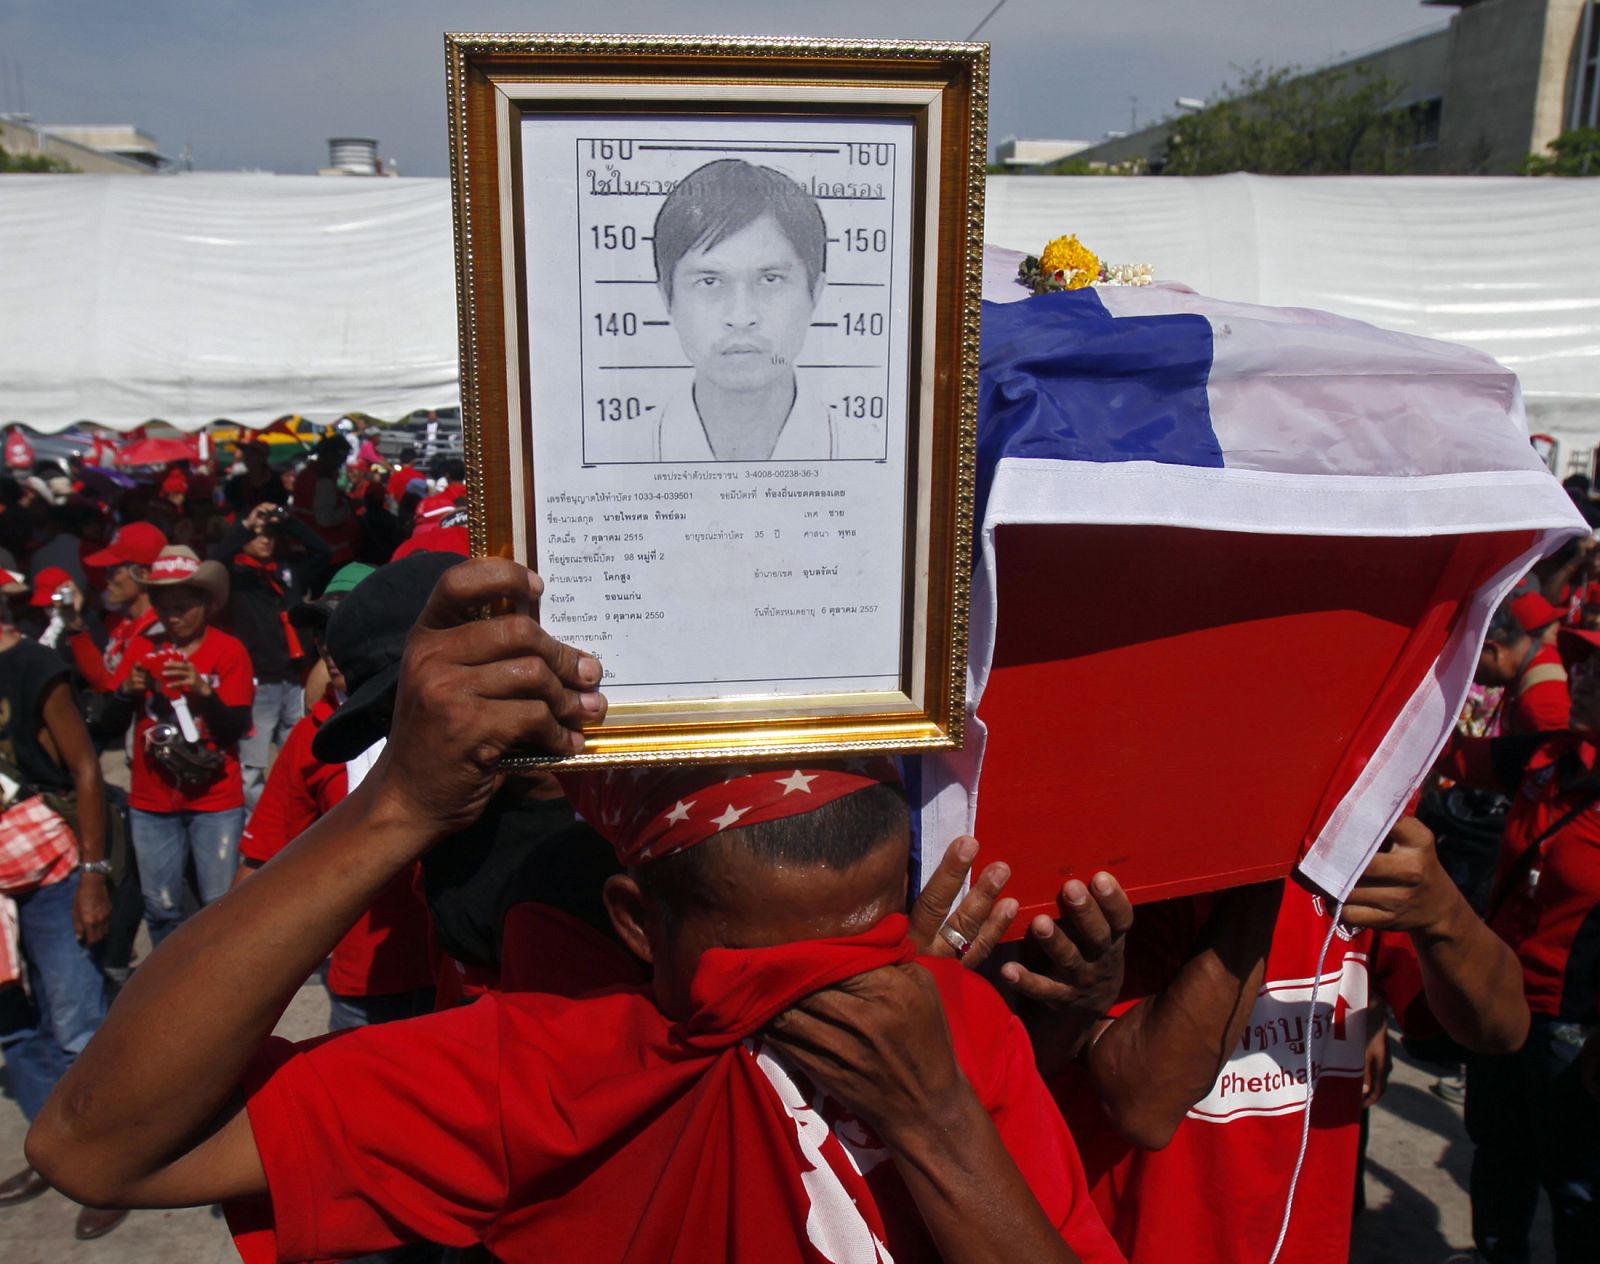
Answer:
[
  {"left": 226, "top": 920, "right": 1123, "bottom": 1264},
  {"left": 1440, "top": 733, "right": 1600, "bottom": 1020},
  {"left": 1507, "top": 644, "right": 1570, "bottom": 736},
  {"left": 386, "top": 465, "right": 424, "bottom": 505},
  {"left": 1055, "top": 885, "right": 1411, "bottom": 1264},
  {"left": 240, "top": 703, "right": 433, "bottom": 998},
  {"left": 127, "top": 627, "right": 254, "bottom": 813}
]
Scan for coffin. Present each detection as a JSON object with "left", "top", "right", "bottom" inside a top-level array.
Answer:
[{"left": 913, "top": 248, "right": 1584, "bottom": 933}]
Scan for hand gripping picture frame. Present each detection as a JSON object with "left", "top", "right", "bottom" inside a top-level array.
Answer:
[{"left": 445, "top": 33, "right": 987, "bottom": 766}]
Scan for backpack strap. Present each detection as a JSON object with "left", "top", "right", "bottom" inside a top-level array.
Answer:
[
  {"left": 1518, "top": 662, "right": 1569, "bottom": 693},
  {"left": 1485, "top": 787, "right": 1600, "bottom": 922}
]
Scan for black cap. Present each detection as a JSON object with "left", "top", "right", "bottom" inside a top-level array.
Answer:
[{"left": 311, "top": 551, "right": 463, "bottom": 763}]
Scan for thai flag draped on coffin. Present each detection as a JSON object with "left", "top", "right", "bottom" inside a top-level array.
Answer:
[{"left": 914, "top": 246, "right": 1587, "bottom": 915}]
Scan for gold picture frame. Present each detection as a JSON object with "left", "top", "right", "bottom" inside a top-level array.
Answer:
[{"left": 444, "top": 32, "right": 986, "bottom": 766}]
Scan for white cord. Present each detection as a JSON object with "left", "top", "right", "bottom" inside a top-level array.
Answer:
[{"left": 1265, "top": 898, "right": 1344, "bottom": 1264}]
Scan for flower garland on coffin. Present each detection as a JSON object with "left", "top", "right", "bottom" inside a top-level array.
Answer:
[{"left": 1017, "top": 233, "right": 1153, "bottom": 294}]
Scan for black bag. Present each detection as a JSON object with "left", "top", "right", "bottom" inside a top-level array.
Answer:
[
  {"left": 1417, "top": 784, "right": 1508, "bottom": 916},
  {"left": 144, "top": 722, "right": 227, "bottom": 790},
  {"left": 82, "top": 688, "right": 135, "bottom": 747}
]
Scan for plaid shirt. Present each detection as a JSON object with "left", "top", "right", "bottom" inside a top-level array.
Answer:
[{"left": 0, "top": 794, "right": 78, "bottom": 985}]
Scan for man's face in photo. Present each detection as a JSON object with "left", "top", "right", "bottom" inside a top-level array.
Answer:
[{"left": 665, "top": 214, "right": 823, "bottom": 395}]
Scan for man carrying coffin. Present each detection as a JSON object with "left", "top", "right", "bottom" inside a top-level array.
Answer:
[
  {"left": 1040, "top": 822, "right": 1530, "bottom": 1264},
  {"left": 24, "top": 558, "right": 1123, "bottom": 1264}
]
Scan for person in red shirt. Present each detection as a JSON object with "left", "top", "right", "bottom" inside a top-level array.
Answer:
[
  {"left": 236, "top": 562, "right": 434, "bottom": 1029},
  {"left": 25, "top": 559, "right": 1122, "bottom": 1264},
  {"left": 118, "top": 547, "right": 255, "bottom": 943},
  {"left": 59, "top": 522, "right": 168, "bottom": 693},
  {"left": 384, "top": 459, "right": 424, "bottom": 511},
  {"left": 1478, "top": 597, "right": 1571, "bottom": 736},
  {"left": 1435, "top": 622, "right": 1600, "bottom": 1263},
  {"left": 1037, "top": 817, "right": 1528, "bottom": 1264}
]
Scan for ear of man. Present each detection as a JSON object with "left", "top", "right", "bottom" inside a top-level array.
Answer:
[{"left": 603, "top": 873, "right": 655, "bottom": 965}]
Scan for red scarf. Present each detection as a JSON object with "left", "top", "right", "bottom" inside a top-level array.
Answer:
[
  {"left": 232, "top": 552, "right": 304, "bottom": 659},
  {"left": 493, "top": 913, "right": 920, "bottom": 1262}
]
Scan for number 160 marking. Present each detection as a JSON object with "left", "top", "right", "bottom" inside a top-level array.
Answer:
[{"left": 848, "top": 142, "right": 892, "bottom": 166}]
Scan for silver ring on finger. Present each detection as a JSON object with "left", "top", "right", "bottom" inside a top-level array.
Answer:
[{"left": 939, "top": 923, "right": 973, "bottom": 958}]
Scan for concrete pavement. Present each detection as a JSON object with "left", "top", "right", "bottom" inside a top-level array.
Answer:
[{"left": 0, "top": 973, "right": 328, "bottom": 1264}]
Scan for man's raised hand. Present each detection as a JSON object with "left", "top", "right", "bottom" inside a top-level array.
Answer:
[
  {"left": 909, "top": 836, "right": 1018, "bottom": 968},
  {"left": 766, "top": 963, "right": 968, "bottom": 1147},
  {"left": 376, "top": 558, "right": 605, "bottom": 839},
  {"left": 999, "top": 873, "right": 1133, "bottom": 1072},
  {"left": 1341, "top": 816, "right": 1459, "bottom": 934}
]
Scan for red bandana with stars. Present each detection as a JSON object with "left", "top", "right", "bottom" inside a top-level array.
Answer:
[{"left": 560, "top": 759, "right": 900, "bottom": 867}]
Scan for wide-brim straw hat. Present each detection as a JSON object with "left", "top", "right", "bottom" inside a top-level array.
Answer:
[{"left": 138, "top": 545, "right": 229, "bottom": 613}]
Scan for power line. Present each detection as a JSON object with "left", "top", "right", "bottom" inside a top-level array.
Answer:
[{"left": 966, "top": 0, "right": 1009, "bottom": 41}]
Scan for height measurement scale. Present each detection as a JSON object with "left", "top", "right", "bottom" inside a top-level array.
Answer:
[
  {"left": 574, "top": 135, "right": 900, "bottom": 466},
  {"left": 520, "top": 116, "right": 916, "bottom": 705}
]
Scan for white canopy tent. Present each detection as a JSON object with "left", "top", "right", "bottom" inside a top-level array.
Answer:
[
  {"left": 0, "top": 174, "right": 459, "bottom": 433},
  {"left": 2, "top": 172, "right": 1597, "bottom": 463},
  {"left": 985, "top": 174, "right": 1600, "bottom": 472}
]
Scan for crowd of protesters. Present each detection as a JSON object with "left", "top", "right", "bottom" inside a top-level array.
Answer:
[
  {"left": 0, "top": 424, "right": 468, "bottom": 1242},
  {"left": 0, "top": 422, "right": 1592, "bottom": 1263}
]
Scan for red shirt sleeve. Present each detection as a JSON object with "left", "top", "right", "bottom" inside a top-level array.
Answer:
[
  {"left": 214, "top": 634, "right": 256, "bottom": 709},
  {"left": 933, "top": 962, "right": 1125, "bottom": 1264},
  {"left": 226, "top": 1002, "right": 510, "bottom": 1264},
  {"left": 239, "top": 720, "right": 318, "bottom": 864},
  {"left": 68, "top": 630, "right": 121, "bottom": 692}
]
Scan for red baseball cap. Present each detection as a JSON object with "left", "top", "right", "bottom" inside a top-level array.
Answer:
[
  {"left": 84, "top": 521, "right": 168, "bottom": 568},
  {"left": 30, "top": 567, "right": 73, "bottom": 607},
  {"left": 1511, "top": 591, "right": 1566, "bottom": 635}
]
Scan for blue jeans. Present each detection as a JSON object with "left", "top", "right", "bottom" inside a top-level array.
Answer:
[
  {"left": 1467, "top": 1015, "right": 1600, "bottom": 1263},
  {"left": 240, "top": 679, "right": 305, "bottom": 811},
  {"left": 129, "top": 807, "right": 245, "bottom": 944},
  {"left": 0, "top": 874, "right": 108, "bottom": 1121}
]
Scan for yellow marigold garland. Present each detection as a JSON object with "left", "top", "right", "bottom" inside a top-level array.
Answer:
[
  {"left": 1017, "top": 234, "right": 1153, "bottom": 295},
  {"left": 1038, "top": 234, "right": 1101, "bottom": 289}
]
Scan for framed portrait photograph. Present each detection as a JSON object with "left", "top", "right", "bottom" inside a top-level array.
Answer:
[{"left": 445, "top": 33, "right": 987, "bottom": 765}]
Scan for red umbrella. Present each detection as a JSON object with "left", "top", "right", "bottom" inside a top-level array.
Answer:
[{"left": 114, "top": 436, "right": 198, "bottom": 467}]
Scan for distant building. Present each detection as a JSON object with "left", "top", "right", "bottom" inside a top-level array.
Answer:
[
  {"left": 0, "top": 116, "right": 168, "bottom": 173},
  {"left": 318, "top": 137, "right": 399, "bottom": 177},
  {"left": 1066, "top": 0, "right": 1600, "bottom": 175},
  {"left": 993, "top": 137, "right": 1093, "bottom": 170}
]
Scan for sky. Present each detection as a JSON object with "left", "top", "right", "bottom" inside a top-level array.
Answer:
[{"left": 0, "top": 0, "right": 1452, "bottom": 175}]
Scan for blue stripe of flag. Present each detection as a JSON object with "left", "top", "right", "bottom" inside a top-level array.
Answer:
[{"left": 976, "top": 290, "right": 1223, "bottom": 532}]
